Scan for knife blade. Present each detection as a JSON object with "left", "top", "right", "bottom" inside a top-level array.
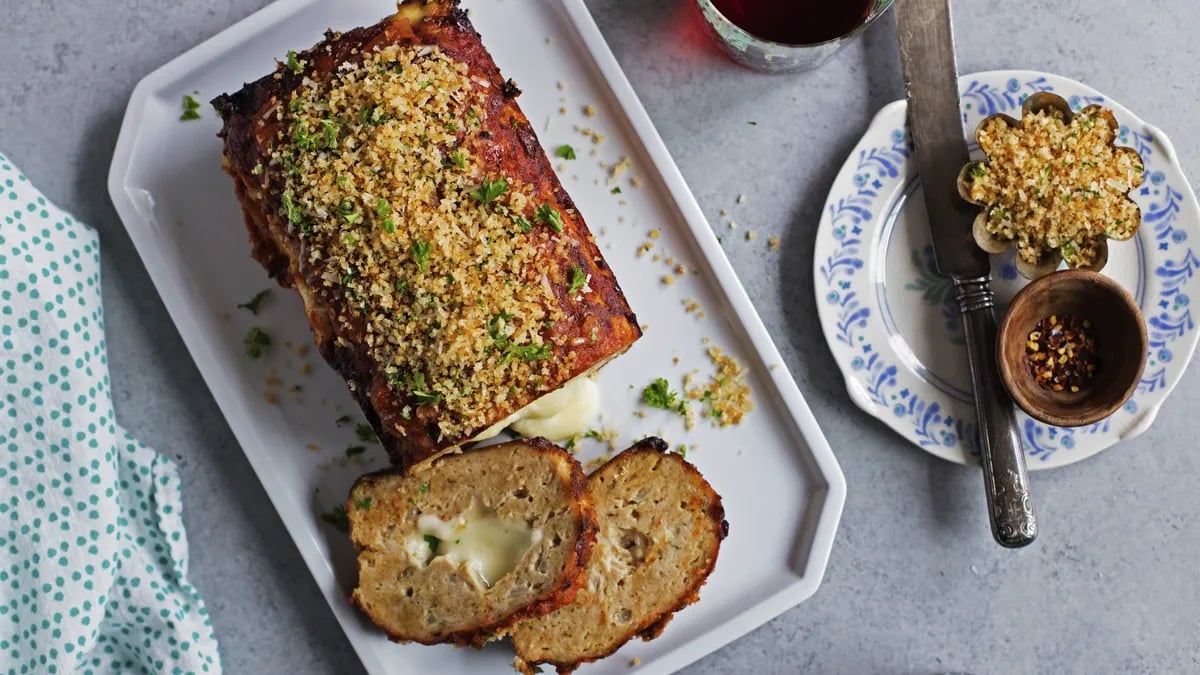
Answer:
[{"left": 895, "top": 0, "right": 1038, "bottom": 547}]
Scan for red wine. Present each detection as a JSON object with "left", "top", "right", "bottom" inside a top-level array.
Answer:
[{"left": 710, "top": 0, "right": 873, "bottom": 45}]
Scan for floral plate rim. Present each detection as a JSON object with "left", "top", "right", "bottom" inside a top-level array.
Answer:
[{"left": 813, "top": 69, "right": 1200, "bottom": 470}]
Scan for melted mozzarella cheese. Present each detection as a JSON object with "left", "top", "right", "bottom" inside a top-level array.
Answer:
[
  {"left": 471, "top": 376, "right": 599, "bottom": 442},
  {"left": 415, "top": 504, "right": 542, "bottom": 588}
]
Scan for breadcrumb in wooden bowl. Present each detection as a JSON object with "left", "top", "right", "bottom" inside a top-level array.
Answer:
[{"left": 956, "top": 92, "right": 1145, "bottom": 279}]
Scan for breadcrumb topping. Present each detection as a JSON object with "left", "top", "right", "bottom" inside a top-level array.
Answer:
[
  {"left": 269, "top": 45, "right": 572, "bottom": 441},
  {"left": 966, "top": 107, "right": 1143, "bottom": 268}
]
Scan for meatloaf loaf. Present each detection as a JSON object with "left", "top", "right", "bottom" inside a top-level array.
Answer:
[{"left": 212, "top": 0, "right": 641, "bottom": 469}]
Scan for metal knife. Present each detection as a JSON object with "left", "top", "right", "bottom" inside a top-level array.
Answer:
[{"left": 894, "top": 0, "right": 1037, "bottom": 547}]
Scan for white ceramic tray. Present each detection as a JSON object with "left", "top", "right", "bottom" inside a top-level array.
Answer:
[{"left": 107, "top": 1, "right": 846, "bottom": 673}]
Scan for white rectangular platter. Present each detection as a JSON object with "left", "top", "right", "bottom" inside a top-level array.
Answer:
[{"left": 107, "top": 1, "right": 846, "bottom": 673}]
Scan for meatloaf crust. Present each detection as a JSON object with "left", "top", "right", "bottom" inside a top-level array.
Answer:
[{"left": 213, "top": 0, "right": 640, "bottom": 469}]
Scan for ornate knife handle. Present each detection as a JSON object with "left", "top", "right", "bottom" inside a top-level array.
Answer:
[{"left": 955, "top": 276, "right": 1037, "bottom": 548}]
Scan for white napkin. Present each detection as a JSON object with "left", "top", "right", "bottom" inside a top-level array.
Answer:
[{"left": 0, "top": 152, "right": 222, "bottom": 674}]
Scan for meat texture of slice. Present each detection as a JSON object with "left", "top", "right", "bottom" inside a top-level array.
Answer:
[
  {"left": 510, "top": 437, "right": 729, "bottom": 673},
  {"left": 346, "top": 438, "right": 597, "bottom": 647},
  {"left": 212, "top": 0, "right": 640, "bottom": 469}
]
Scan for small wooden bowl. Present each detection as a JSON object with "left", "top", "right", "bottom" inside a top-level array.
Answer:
[{"left": 997, "top": 269, "right": 1147, "bottom": 427}]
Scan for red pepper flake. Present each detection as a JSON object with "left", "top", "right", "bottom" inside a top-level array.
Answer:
[{"left": 1025, "top": 313, "right": 1099, "bottom": 392}]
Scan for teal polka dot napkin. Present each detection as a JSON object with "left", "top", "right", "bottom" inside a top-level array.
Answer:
[{"left": 0, "top": 152, "right": 221, "bottom": 674}]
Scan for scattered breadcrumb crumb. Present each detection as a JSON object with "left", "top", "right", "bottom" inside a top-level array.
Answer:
[
  {"left": 665, "top": 257, "right": 676, "bottom": 266},
  {"left": 630, "top": 657, "right": 641, "bottom": 667},
  {"left": 697, "top": 311, "right": 705, "bottom": 319},
  {"left": 558, "top": 106, "right": 567, "bottom": 115},
  {"left": 556, "top": 81, "right": 565, "bottom": 91},
  {"left": 637, "top": 242, "right": 654, "bottom": 257},
  {"left": 746, "top": 231, "right": 758, "bottom": 241},
  {"left": 609, "top": 156, "right": 632, "bottom": 183},
  {"left": 640, "top": 324, "right": 649, "bottom": 331},
  {"left": 770, "top": 363, "right": 780, "bottom": 371},
  {"left": 674, "top": 264, "right": 687, "bottom": 276},
  {"left": 265, "top": 391, "right": 278, "bottom": 405},
  {"left": 265, "top": 374, "right": 281, "bottom": 387},
  {"left": 728, "top": 221, "right": 737, "bottom": 229},
  {"left": 719, "top": 209, "right": 728, "bottom": 217},
  {"left": 701, "top": 337, "right": 711, "bottom": 345},
  {"left": 584, "top": 104, "right": 596, "bottom": 117},
  {"left": 672, "top": 357, "right": 680, "bottom": 365},
  {"left": 306, "top": 443, "right": 319, "bottom": 452},
  {"left": 648, "top": 228, "right": 661, "bottom": 240},
  {"left": 661, "top": 275, "right": 676, "bottom": 286},
  {"left": 652, "top": 254, "right": 662, "bottom": 262},
  {"left": 545, "top": 37, "right": 553, "bottom": 44},
  {"left": 633, "top": 410, "right": 646, "bottom": 418},
  {"left": 686, "top": 346, "right": 754, "bottom": 427},
  {"left": 630, "top": 177, "right": 642, "bottom": 188},
  {"left": 683, "top": 298, "right": 702, "bottom": 315},
  {"left": 737, "top": 194, "right": 746, "bottom": 204},
  {"left": 299, "top": 362, "right": 313, "bottom": 375},
  {"left": 769, "top": 236, "right": 781, "bottom": 250}
]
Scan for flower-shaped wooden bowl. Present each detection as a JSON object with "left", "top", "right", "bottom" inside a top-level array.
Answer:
[{"left": 956, "top": 92, "right": 1145, "bottom": 279}]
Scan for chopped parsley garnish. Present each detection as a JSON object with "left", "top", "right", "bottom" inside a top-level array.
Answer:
[
  {"left": 320, "top": 118, "right": 339, "bottom": 149},
  {"left": 355, "top": 423, "right": 379, "bottom": 443},
  {"left": 747, "top": 121, "right": 758, "bottom": 125},
  {"left": 445, "top": 121, "right": 458, "bottom": 132},
  {"left": 565, "top": 438, "right": 576, "bottom": 450},
  {"left": 412, "top": 239, "right": 432, "bottom": 272},
  {"left": 237, "top": 289, "right": 270, "bottom": 315},
  {"left": 969, "top": 164, "right": 987, "bottom": 179},
  {"left": 292, "top": 121, "right": 318, "bottom": 151},
  {"left": 512, "top": 214, "right": 533, "bottom": 233},
  {"left": 555, "top": 144, "right": 577, "bottom": 160},
  {"left": 583, "top": 429, "right": 603, "bottom": 440},
  {"left": 466, "top": 108, "right": 480, "bottom": 125},
  {"left": 450, "top": 150, "right": 467, "bottom": 169},
  {"left": 418, "top": 481, "right": 430, "bottom": 494},
  {"left": 469, "top": 177, "right": 509, "bottom": 205},
  {"left": 335, "top": 415, "right": 353, "bottom": 427},
  {"left": 424, "top": 535, "right": 441, "bottom": 555},
  {"left": 536, "top": 204, "right": 564, "bottom": 232},
  {"left": 180, "top": 94, "right": 202, "bottom": 121},
  {"left": 508, "top": 343, "right": 552, "bottom": 361},
  {"left": 345, "top": 445, "right": 366, "bottom": 458},
  {"left": 610, "top": 186, "right": 622, "bottom": 195},
  {"left": 353, "top": 490, "right": 372, "bottom": 511},
  {"left": 488, "top": 312, "right": 552, "bottom": 363},
  {"left": 375, "top": 198, "right": 391, "bottom": 218},
  {"left": 251, "top": 163, "right": 263, "bottom": 176},
  {"left": 408, "top": 372, "right": 442, "bottom": 405},
  {"left": 320, "top": 506, "right": 348, "bottom": 532},
  {"left": 642, "top": 377, "right": 687, "bottom": 415},
  {"left": 678, "top": 444, "right": 688, "bottom": 457},
  {"left": 243, "top": 327, "right": 271, "bottom": 358},
  {"left": 285, "top": 50, "right": 303, "bottom": 73},
  {"left": 567, "top": 265, "right": 586, "bottom": 295},
  {"left": 281, "top": 192, "right": 304, "bottom": 225}
]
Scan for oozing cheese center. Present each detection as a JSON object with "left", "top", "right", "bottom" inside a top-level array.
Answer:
[
  {"left": 471, "top": 376, "right": 598, "bottom": 442},
  {"left": 412, "top": 503, "right": 542, "bottom": 588}
]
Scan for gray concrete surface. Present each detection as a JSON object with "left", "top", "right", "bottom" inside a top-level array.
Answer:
[{"left": 3, "top": 0, "right": 1199, "bottom": 673}]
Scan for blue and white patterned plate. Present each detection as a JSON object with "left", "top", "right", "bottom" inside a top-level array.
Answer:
[{"left": 814, "top": 70, "right": 1200, "bottom": 470}]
